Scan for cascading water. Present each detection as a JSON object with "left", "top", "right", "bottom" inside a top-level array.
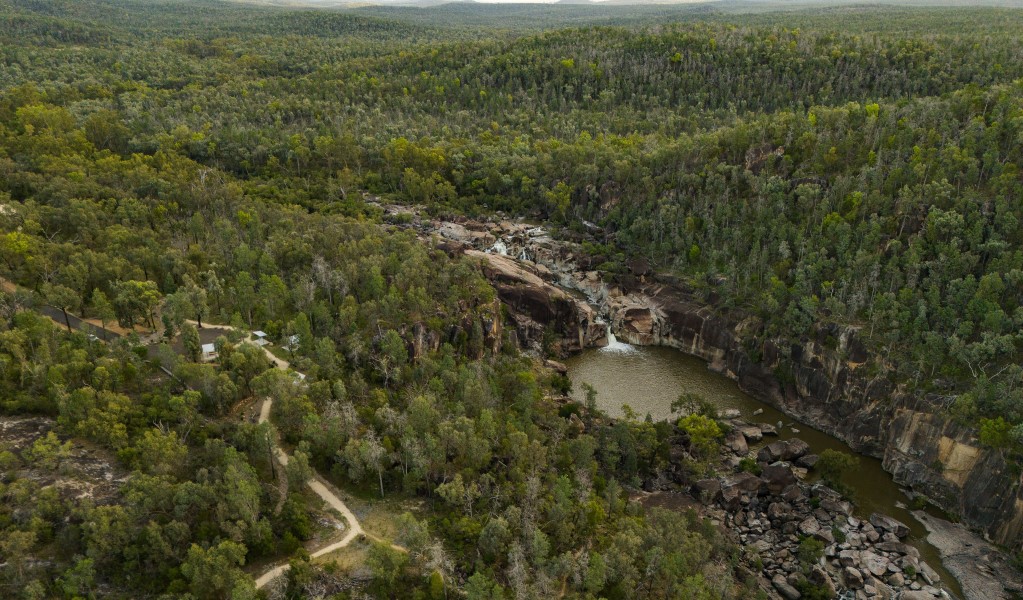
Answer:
[
  {"left": 601, "top": 323, "right": 636, "bottom": 353},
  {"left": 489, "top": 240, "right": 509, "bottom": 256}
]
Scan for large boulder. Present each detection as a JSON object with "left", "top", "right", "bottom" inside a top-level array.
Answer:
[
  {"left": 720, "top": 408, "right": 741, "bottom": 420},
  {"left": 724, "top": 430, "right": 748, "bottom": 454},
  {"left": 693, "top": 479, "right": 721, "bottom": 502},
  {"left": 757, "top": 438, "right": 810, "bottom": 463},
  {"left": 795, "top": 454, "right": 819, "bottom": 469},
  {"left": 869, "top": 513, "right": 910, "bottom": 538},
  {"left": 771, "top": 574, "right": 802, "bottom": 600},
  {"left": 720, "top": 472, "right": 763, "bottom": 508},
  {"left": 918, "top": 561, "right": 941, "bottom": 585},
  {"left": 722, "top": 472, "right": 762, "bottom": 494},
  {"left": 876, "top": 541, "right": 918, "bottom": 557},
  {"left": 860, "top": 551, "right": 889, "bottom": 577},
  {"left": 807, "top": 565, "right": 836, "bottom": 597},
  {"left": 761, "top": 465, "right": 798, "bottom": 494},
  {"left": 784, "top": 438, "right": 811, "bottom": 458},
  {"left": 798, "top": 516, "right": 822, "bottom": 537},
  {"left": 838, "top": 549, "right": 858, "bottom": 567},
  {"left": 736, "top": 424, "right": 764, "bottom": 442},
  {"left": 819, "top": 497, "right": 852, "bottom": 516},
  {"left": 843, "top": 566, "right": 864, "bottom": 589}
]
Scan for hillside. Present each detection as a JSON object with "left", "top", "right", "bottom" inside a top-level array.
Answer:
[{"left": 1, "top": 0, "right": 1022, "bottom": 598}]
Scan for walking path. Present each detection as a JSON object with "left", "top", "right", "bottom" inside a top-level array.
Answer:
[
  {"left": 10, "top": 300, "right": 386, "bottom": 589},
  {"left": 252, "top": 399, "right": 373, "bottom": 589}
]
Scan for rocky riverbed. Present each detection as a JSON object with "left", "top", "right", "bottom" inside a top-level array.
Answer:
[
  {"left": 669, "top": 417, "right": 955, "bottom": 600},
  {"left": 375, "top": 203, "right": 1023, "bottom": 596}
]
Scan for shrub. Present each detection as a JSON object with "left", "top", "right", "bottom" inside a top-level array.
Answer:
[
  {"left": 797, "top": 536, "right": 824, "bottom": 567},
  {"left": 816, "top": 449, "right": 859, "bottom": 493},
  {"left": 679, "top": 414, "right": 723, "bottom": 459},
  {"left": 738, "top": 457, "right": 762, "bottom": 475}
]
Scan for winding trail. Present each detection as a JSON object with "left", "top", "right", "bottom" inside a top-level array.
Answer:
[
  {"left": 8, "top": 294, "right": 392, "bottom": 588},
  {"left": 189, "top": 320, "right": 366, "bottom": 588},
  {"left": 253, "top": 397, "right": 365, "bottom": 588}
]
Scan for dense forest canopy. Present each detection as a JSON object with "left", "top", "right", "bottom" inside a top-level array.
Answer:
[{"left": 1, "top": 0, "right": 1022, "bottom": 597}]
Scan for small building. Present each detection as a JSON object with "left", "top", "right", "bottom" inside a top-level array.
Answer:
[
  {"left": 283, "top": 334, "right": 300, "bottom": 352},
  {"left": 201, "top": 343, "right": 218, "bottom": 362},
  {"left": 252, "top": 331, "right": 270, "bottom": 347}
]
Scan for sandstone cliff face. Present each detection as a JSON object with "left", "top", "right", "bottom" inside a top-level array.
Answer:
[
  {"left": 466, "top": 249, "right": 606, "bottom": 354},
  {"left": 606, "top": 279, "right": 1023, "bottom": 549},
  {"left": 886, "top": 409, "right": 1023, "bottom": 548},
  {"left": 421, "top": 213, "right": 1023, "bottom": 548}
]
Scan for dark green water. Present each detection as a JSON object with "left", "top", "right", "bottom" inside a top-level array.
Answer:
[{"left": 565, "top": 342, "right": 962, "bottom": 598}]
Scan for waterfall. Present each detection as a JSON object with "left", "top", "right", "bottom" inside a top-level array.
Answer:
[
  {"left": 602, "top": 323, "right": 636, "bottom": 354},
  {"left": 489, "top": 240, "right": 509, "bottom": 256}
]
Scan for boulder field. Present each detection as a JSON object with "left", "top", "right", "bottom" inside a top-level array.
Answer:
[{"left": 420, "top": 214, "right": 1023, "bottom": 552}]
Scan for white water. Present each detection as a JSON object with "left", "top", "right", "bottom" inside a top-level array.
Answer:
[
  {"left": 601, "top": 324, "right": 637, "bottom": 354},
  {"left": 489, "top": 240, "right": 509, "bottom": 256}
]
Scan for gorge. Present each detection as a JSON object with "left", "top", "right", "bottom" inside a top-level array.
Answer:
[{"left": 416, "top": 207, "right": 1023, "bottom": 598}]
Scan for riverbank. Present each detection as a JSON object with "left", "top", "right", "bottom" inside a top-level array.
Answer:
[
  {"left": 567, "top": 342, "right": 963, "bottom": 599},
  {"left": 386, "top": 206, "right": 1021, "bottom": 597},
  {"left": 416, "top": 212, "right": 1021, "bottom": 544},
  {"left": 913, "top": 511, "right": 1023, "bottom": 600}
]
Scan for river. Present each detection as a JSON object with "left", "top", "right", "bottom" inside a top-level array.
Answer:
[{"left": 564, "top": 335, "right": 963, "bottom": 598}]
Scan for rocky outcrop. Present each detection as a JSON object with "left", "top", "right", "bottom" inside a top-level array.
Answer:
[
  {"left": 462, "top": 249, "right": 605, "bottom": 355},
  {"left": 426, "top": 219, "right": 607, "bottom": 356},
  {"left": 694, "top": 459, "right": 948, "bottom": 599},
  {"left": 913, "top": 510, "right": 1023, "bottom": 600},
  {"left": 420, "top": 212, "right": 1023, "bottom": 550},
  {"left": 884, "top": 409, "right": 1023, "bottom": 548},
  {"left": 603, "top": 278, "right": 1023, "bottom": 550}
]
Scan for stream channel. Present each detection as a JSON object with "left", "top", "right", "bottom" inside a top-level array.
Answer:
[{"left": 564, "top": 332, "right": 963, "bottom": 598}]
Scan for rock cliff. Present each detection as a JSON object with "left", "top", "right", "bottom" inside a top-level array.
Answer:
[
  {"left": 417, "top": 211, "right": 1023, "bottom": 550},
  {"left": 606, "top": 277, "right": 1023, "bottom": 549},
  {"left": 465, "top": 248, "right": 606, "bottom": 354}
]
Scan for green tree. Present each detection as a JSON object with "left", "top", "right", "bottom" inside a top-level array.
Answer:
[
  {"left": 287, "top": 441, "right": 314, "bottom": 489},
  {"left": 816, "top": 449, "right": 860, "bottom": 493},
  {"left": 1, "top": 530, "right": 37, "bottom": 584},
  {"left": 112, "top": 280, "right": 161, "bottom": 329},
  {"left": 91, "top": 289, "right": 116, "bottom": 340},
  {"left": 366, "top": 541, "right": 409, "bottom": 597},
  {"left": 465, "top": 572, "right": 505, "bottom": 600},
  {"left": 42, "top": 282, "right": 79, "bottom": 331},
  {"left": 23, "top": 431, "right": 72, "bottom": 470},
  {"left": 180, "top": 541, "right": 255, "bottom": 600},
  {"left": 344, "top": 433, "right": 389, "bottom": 497},
  {"left": 182, "top": 322, "right": 202, "bottom": 362},
  {"left": 57, "top": 556, "right": 96, "bottom": 598},
  {"left": 678, "top": 414, "right": 723, "bottom": 459},
  {"left": 233, "top": 272, "right": 256, "bottom": 326}
]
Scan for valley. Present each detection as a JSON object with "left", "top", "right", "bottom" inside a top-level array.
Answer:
[{"left": 1, "top": 1, "right": 1022, "bottom": 598}]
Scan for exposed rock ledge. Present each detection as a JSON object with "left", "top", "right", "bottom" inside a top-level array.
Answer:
[
  {"left": 605, "top": 280, "right": 1023, "bottom": 551},
  {"left": 466, "top": 248, "right": 606, "bottom": 353},
  {"left": 410, "top": 210, "right": 1023, "bottom": 551},
  {"left": 913, "top": 511, "right": 1023, "bottom": 600}
]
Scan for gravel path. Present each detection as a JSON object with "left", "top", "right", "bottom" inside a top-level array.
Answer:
[{"left": 253, "top": 398, "right": 368, "bottom": 589}]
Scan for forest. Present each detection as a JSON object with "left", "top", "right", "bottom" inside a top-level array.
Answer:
[{"left": 1, "top": 0, "right": 1022, "bottom": 597}]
